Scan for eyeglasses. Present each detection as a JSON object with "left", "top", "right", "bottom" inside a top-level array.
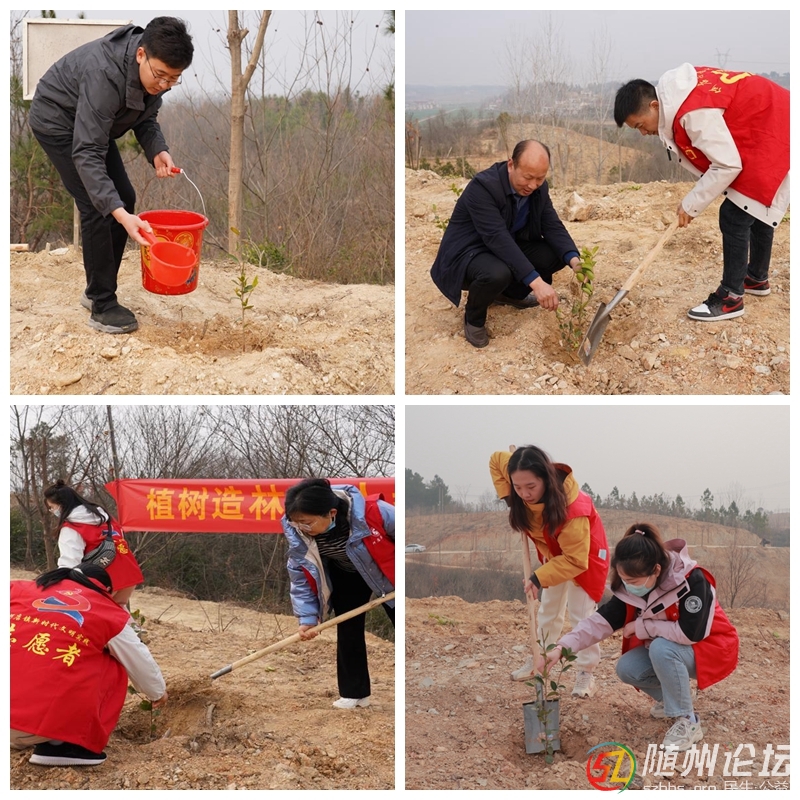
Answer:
[
  {"left": 145, "top": 54, "right": 182, "bottom": 87},
  {"left": 287, "top": 521, "right": 314, "bottom": 534}
]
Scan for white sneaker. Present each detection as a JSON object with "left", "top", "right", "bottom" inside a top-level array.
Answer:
[
  {"left": 650, "top": 701, "right": 666, "bottom": 719},
  {"left": 511, "top": 655, "right": 535, "bottom": 681},
  {"left": 332, "top": 697, "right": 370, "bottom": 709},
  {"left": 572, "top": 671, "right": 596, "bottom": 698},
  {"left": 661, "top": 716, "right": 703, "bottom": 751}
]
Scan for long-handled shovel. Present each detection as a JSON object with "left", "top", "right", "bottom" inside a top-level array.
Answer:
[
  {"left": 210, "top": 591, "right": 395, "bottom": 679},
  {"left": 579, "top": 218, "right": 679, "bottom": 365}
]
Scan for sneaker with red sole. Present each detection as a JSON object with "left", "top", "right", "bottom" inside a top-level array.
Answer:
[
  {"left": 687, "top": 288, "right": 744, "bottom": 321},
  {"left": 744, "top": 276, "right": 771, "bottom": 296}
]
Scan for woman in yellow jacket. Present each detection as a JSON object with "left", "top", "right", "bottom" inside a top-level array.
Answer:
[{"left": 490, "top": 445, "right": 609, "bottom": 697}]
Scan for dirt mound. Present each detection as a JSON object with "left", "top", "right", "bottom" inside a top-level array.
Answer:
[
  {"left": 405, "top": 169, "right": 789, "bottom": 394},
  {"left": 10, "top": 569, "right": 394, "bottom": 790},
  {"left": 405, "top": 595, "right": 789, "bottom": 790},
  {"left": 10, "top": 249, "right": 394, "bottom": 395}
]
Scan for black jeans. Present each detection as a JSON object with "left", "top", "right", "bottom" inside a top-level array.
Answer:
[
  {"left": 719, "top": 199, "right": 774, "bottom": 296},
  {"left": 329, "top": 561, "right": 394, "bottom": 699},
  {"left": 32, "top": 131, "right": 135, "bottom": 313},
  {"left": 463, "top": 239, "right": 565, "bottom": 327}
]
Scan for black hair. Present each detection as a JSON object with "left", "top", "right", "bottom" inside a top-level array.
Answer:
[
  {"left": 506, "top": 445, "right": 568, "bottom": 536},
  {"left": 284, "top": 478, "right": 339, "bottom": 519},
  {"left": 614, "top": 79, "right": 657, "bottom": 127},
  {"left": 511, "top": 140, "right": 551, "bottom": 167},
  {"left": 35, "top": 563, "right": 113, "bottom": 595},
  {"left": 610, "top": 522, "right": 672, "bottom": 591},
  {"left": 141, "top": 17, "right": 194, "bottom": 70},
  {"left": 44, "top": 480, "right": 108, "bottom": 533}
]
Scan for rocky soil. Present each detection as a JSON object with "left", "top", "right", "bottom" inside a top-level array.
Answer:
[
  {"left": 10, "top": 569, "right": 395, "bottom": 790},
  {"left": 406, "top": 595, "right": 789, "bottom": 790},
  {"left": 405, "top": 170, "right": 789, "bottom": 395},
  {"left": 10, "top": 250, "right": 394, "bottom": 395}
]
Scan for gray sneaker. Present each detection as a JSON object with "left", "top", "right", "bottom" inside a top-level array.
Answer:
[
  {"left": 88, "top": 304, "right": 138, "bottom": 334},
  {"left": 650, "top": 701, "right": 666, "bottom": 719},
  {"left": 80, "top": 292, "right": 93, "bottom": 311},
  {"left": 661, "top": 716, "right": 703, "bottom": 751}
]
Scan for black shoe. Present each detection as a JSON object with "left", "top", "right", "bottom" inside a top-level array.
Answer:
[
  {"left": 88, "top": 304, "right": 139, "bottom": 334},
  {"left": 492, "top": 293, "right": 539, "bottom": 310},
  {"left": 687, "top": 288, "right": 744, "bottom": 321},
  {"left": 743, "top": 276, "right": 771, "bottom": 296},
  {"left": 30, "top": 741, "right": 107, "bottom": 767},
  {"left": 464, "top": 320, "right": 489, "bottom": 348}
]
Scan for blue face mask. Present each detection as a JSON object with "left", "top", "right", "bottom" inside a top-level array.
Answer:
[
  {"left": 324, "top": 516, "right": 336, "bottom": 532},
  {"left": 623, "top": 581, "right": 651, "bottom": 597}
]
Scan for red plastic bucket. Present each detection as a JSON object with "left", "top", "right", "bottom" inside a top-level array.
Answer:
[{"left": 139, "top": 210, "right": 209, "bottom": 295}]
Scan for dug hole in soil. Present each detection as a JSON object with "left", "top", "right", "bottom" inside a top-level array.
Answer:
[
  {"left": 10, "top": 249, "right": 394, "bottom": 396},
  {"left": 405, "top": 170, "right": 789, "bottom": 395},
  {"left": 9, "top": 569, "right": 394, "bottom": 790},
  {"left": 406, "top": 595, "right": 789, "bottom": 790}
]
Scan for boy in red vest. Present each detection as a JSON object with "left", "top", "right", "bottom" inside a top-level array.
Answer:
[{"left": 614, "top": 64, "right": 789, "bottom": 321}]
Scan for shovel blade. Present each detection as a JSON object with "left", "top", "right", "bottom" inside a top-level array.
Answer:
[{"left": 578, "top": 303, "right": 611, "bottom": 365}]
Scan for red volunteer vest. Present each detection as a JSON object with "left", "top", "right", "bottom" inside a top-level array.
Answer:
[
  {"left": 533, "top": 491, "right": 609, "bottom": 602},
  {"left": 66, "top": 520, "right": 144, "bottom": 592},
  {"left": 298, "top": 496, "right": 395, "bottom": 597},
  {"left": 672, "top": 67, "right": 789, "bottom": 207},
  {"left": 621, "top": 566, "right": 739, "bottom": 690},
  {"left": 362, "top": 494, "right": 395, "bottom": 586},
  {"left": 10, "top": 578, "right": 131, "bottom": 752}
]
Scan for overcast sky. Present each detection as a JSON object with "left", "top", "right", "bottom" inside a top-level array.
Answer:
[
  {"left": 405, "top": 10, "right": 789, "bottom": 87},
  {"left": 18, "top": 9, "right": 393, "bottom": 97},
  {"left": 406, "top": 405, "right": 790, "bottom": 511}
]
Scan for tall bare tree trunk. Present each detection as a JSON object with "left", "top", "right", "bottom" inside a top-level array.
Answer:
[{"left": 227, "top": 11, "right": 272, "bottom": 255}]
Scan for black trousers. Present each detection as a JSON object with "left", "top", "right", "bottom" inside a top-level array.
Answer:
[
  {"left": 32, "top": 131, "right": 135, "bottom": 313},
  {"left": 329, "top": 562, "right": 394, "bottom": 699},
  {"left": 718, "top": 199, "right": 775, "bottom": 296},
  {"left": 463, "top": 239, "right": 566, "bottom": 327}
]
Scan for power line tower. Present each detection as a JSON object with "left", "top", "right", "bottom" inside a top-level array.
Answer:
[{"left": 715, "top": 49, "right": 730, "bottom": 69}]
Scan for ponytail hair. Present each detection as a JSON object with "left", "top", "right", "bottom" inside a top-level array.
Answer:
[
  {"left": 610, "top": 522, "right": 672, "bottom": 591},
  {"left": 43, "top": 480, "right": 107, "bottom": 532},
  {"left": 506, "top": 445, "right": 568, "bottom": 536},
  {"left": 35, "top": 563, "right": 113, "bottom": 596},
  {"left": 284, "top": 478, "right": 338, "bottom": 519}
]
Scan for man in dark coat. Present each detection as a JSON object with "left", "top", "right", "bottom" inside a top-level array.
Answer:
[
  {"left": 430, "top": 140, "right": 581, "bottom": 348},
  {"left": 29, "top": 17, "right": 194, "bottom": 334}
]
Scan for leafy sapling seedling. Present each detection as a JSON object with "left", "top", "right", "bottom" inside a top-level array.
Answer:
[
  {"left": 526, "top": 634, "right": 577, "bottom": 763},
  {"left": 557, "top": 245, "right": 598, "bottom": 351}
]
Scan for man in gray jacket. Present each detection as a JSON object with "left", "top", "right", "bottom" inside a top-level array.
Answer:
[{"left": 29, "top": 17, "right": 193, "bottom": 334}]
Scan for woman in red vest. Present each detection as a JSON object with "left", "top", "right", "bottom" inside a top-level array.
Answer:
[
  {"left": 490, "top": 445, "right": 609, "bottom": 698},
  {"left": 281, "top": 479, "right": 395, "bottom": 709},
  {"left": 10, "top": 564, "right": 167, "bottom": 767},
  {"left": 44, "top": 481, "right": 143, "bottom": 608},
  {"left": 614, "top": 65, "right": 789, "bottom": 322},
  {"left": 541, "top": 523, "right": 739, "bottom": 752}
]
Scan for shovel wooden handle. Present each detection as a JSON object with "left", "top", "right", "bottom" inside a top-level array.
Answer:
[
  {"left": 521, "top": 532, "right": 540, "bottom": 665},
  {"left": 620, "top": 218, "right": 679, "bottom": 293},
  {"left": 210, "top": 591, "right": 395, "bottom": 679}
]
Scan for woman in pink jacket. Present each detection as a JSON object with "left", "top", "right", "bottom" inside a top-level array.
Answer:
[{"left": 539, "top": 523, "right": 739, "bottom": 752}]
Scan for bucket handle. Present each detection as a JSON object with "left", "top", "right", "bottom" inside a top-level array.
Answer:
[{"left": 171, "top": 167, "right": 207, "bottom": 219}]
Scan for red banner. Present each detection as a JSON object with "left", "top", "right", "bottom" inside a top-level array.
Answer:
[{"left": 105, "top": 478, "right": 395, "bottom": 534}]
